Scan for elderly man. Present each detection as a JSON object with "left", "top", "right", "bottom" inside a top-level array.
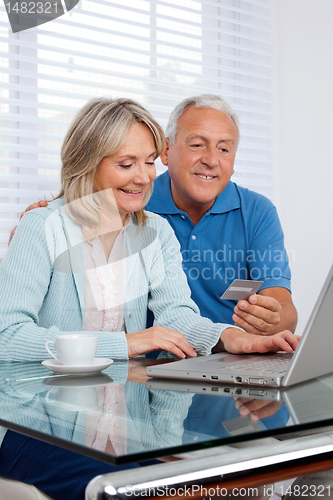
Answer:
[
  {"left": 146, "top": 94, "right": 298, "bottom": 500},
  {"left": 146, "top": 94, "right": 297, "bottom": 336}
]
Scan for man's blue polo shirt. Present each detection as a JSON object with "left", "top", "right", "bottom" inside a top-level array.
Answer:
[{"left": 146, "top": 171, "right": 291, "bottom": 324}]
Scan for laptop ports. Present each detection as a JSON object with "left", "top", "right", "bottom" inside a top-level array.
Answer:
[
  {"left": 249, "top": 378, "right": 264, "bottom": 385},
  {"left": 211, "top": 375, "right": 218, "bottom": 380},
  {"left": 235, "top": 376, "right": 242, "bottom": 383}
]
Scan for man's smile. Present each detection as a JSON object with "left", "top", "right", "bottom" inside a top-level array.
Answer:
[{"left": 194, "top": 173, "right": 217, "bottom": 180}]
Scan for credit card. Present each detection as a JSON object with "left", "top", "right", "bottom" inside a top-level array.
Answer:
[{"left": 220, "top": 279, "right": 264, "bottom": 301}]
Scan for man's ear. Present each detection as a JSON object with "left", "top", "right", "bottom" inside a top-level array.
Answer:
[{"left": 160, "top": 138, "right": 170, "bottom": 166}]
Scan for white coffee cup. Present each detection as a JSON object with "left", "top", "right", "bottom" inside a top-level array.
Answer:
[{"left": 45, "top": 334, "right": 98, "bottom": 366}]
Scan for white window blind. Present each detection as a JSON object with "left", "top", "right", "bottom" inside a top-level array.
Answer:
[{"left": 0, "top": 0, "right": 274, "bottom": 260}]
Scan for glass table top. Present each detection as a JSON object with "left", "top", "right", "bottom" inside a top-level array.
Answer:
[{"left": 1, "top": 357, "right": 333, "bottom": 465}]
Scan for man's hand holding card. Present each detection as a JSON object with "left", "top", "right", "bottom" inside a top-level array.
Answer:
[{"left": 221, "top": 279, "right": 283, "bottom": 336}]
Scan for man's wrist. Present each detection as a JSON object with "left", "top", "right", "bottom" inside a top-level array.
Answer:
[{"left": 212, "top": 327, "right": 244, "bottom": 353}]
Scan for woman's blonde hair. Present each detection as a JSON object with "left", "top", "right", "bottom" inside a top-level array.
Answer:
[{"left": 58, "top": 97, "right": 165, "bottom": 232}]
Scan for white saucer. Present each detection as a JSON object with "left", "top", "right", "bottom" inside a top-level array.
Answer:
[{"left": 42, "top": 358, "right": 113, "bottom": 375}]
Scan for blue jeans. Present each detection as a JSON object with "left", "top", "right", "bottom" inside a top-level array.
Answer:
[{"left": 0, "top": 430, "right": 158, "bottom": 500}]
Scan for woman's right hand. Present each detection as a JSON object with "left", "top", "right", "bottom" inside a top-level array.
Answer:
[{"left": 126, "top": 326, "right": 197, "bottom": 359}]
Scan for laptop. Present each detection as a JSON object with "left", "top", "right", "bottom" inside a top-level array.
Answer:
[{"left": 147, "top": 264, "right": 333, "bottom": 388}]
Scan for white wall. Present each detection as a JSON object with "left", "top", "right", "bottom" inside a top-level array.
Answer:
[{"left": 273, "top": 0, "right": 333, "bottom": 334}]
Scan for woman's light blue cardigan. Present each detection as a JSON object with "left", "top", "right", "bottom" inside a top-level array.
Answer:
[{"left": 0, "top": 197, "right": 231, "bottom": 361}]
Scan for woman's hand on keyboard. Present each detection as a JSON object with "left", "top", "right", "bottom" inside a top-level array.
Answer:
[
  {"left": 126, "top": 326, "right": 197, "bottom": 359},
  {"left": 219, "top": 328, "right": 301, "bottom": 355}
]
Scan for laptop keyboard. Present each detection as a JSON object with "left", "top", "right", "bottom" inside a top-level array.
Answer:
[{"left": 225, "top": 356, "right": 291, "bottom": 375}]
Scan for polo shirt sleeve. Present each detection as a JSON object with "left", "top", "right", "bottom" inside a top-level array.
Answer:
[{"left": 248, "top": 201, "right": 292, "bottom": 292}]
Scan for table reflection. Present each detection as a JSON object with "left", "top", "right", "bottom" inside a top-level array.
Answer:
[{"left": 1, "top": 359, "right": 333, "bottom": 465}]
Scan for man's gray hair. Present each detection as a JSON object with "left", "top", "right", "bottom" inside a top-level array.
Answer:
[{"left": 165, "top": 94, "right": 240, "bottom": 144}]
